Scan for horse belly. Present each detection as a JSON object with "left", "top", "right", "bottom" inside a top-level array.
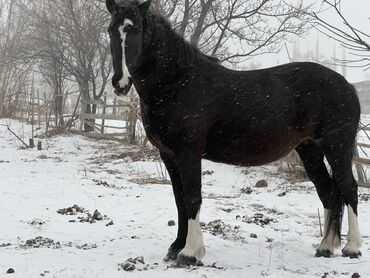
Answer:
[{"left": 203, "top": 131, "right": 305, "bottom": 166}]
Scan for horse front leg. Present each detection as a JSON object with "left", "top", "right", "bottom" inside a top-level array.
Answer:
[
  {"left": 160, "top": 152, "right": 188, "bottom": 262},
  {"left": 173, "top": 146, "right": 205, "bottom": 265}
]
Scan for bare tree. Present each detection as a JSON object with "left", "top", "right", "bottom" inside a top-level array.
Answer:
[
  {"left": 152, "top": 0, "right": 178, "bottom": 18},
  {"left": 1, "top": 0, "right": 112, "bottom": 130},
  {"left": 0, "top": 0, "right": 33, "bottom": 117},
  {"left": 38, "top": 57, "right": 68, "bottom": 126},
  {"left": 310, "top": 0, "right": 370, "bottom": 70},
  {"left": 23, "top": 0, "right": 111, "bottom": 130},
  {"left": 153, "top": 0, "right": 312, "bottom": 65},
  {"left": 1, "top": 0, "right": 314, "bottom": 135}
]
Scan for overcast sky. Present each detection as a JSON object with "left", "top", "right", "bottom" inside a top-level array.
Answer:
[{"left": 255, "top": 0, "right": 370, "bottom": 83}]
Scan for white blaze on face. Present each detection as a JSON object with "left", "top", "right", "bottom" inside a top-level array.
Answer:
[{"left": 118, "top": 19, "right": 134, "bottom": 88}]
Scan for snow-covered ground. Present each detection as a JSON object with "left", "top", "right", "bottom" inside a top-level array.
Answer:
[{"left": 1, "top": 119, "right": 370, "bottom": 278}]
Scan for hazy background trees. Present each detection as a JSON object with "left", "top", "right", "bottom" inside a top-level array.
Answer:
[
  {"left": 0, "top": 0, "right": 313, "bottom": 129},
  {"left": 24, "top": 0, "right": 112, "bottom": 130},
  {"left": 0, "top": 0, "right": 32, "bottom": 117},
  {"left": 310, "top": 0, "right": 370, "bottom": 71},
  {"left": 152, "top": 0, "right": 311, "bottom": 65}
]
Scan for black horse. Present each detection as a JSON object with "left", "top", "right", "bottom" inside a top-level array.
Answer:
[{"left": 106, "top": 0, "right": 362, "bottom": 264}]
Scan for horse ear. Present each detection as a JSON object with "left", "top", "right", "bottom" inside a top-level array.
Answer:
[
  {"left": 106, "top": 0, "right": 117, "bottom": 14},
  {"left": 138, "top": 0, "right": 151, "bottom": 16}
]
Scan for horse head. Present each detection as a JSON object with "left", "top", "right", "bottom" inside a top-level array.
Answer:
[{"left": 106, "top": 0, "right": 151, "bottom": 96}]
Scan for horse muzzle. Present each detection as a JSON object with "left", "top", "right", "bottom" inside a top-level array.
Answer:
[{"left": 114, "top": 78, "right": 133, "bottom": 96}]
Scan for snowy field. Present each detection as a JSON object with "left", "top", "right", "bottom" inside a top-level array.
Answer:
[{"left": 1, "top": 119, "right": 370, "bottom": 278}]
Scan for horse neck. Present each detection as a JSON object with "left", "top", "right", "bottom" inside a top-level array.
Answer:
[{"left": 133, "top": 16, "right": 200, "bottom": 102}]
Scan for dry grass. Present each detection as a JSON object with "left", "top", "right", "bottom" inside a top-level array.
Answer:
[{"left": 129, "top": 177, "right": 171, "bottom": 185}]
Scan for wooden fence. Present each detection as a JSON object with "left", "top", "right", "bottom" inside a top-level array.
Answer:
[
  {"left": 79, "top": 94, "right": 141, "bottom": 142},
  {"left": 10, "top": 87, "right": 144, "bottom": 142},
  {"left": 279, "top": 125, "right": 370, "bottom": 189},
  {"left": 13, "top": 89, "right": 73, "bottom": 132},
  {"left": 354, "top": 125, "right": 370, "bottom": 188}
]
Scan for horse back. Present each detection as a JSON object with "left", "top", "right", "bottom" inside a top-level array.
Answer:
[{"left": 187, "top": 61, "right": 360, "bottom": 165}]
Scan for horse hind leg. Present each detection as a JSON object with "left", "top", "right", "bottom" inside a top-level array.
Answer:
[
  {"left": 323, "top": 146, "right": 362, "bottom": 258},
  {"left": 344, "top": 180, "right": 362, "bottom": 258},
  {"left": 317, "top": 179, "right": 344, "bottom": 257},
  {"left": 295, "top": 140, "right": 342, "bottom": 257}
]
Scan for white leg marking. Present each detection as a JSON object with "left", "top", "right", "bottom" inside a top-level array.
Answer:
[
  {"left": 343, "top": 205, "right": 362, "bottom": 253},
  {"left": 118, "top": 19, "right": 134, "bottom": 88},
  {"left": 178, "top": 212, "right": 205, "bottom": 262},
  {"left": 323, "top": 208, "right": 329, "bottom": 235},
  {"left": 318, "top": 208, "right": 340, "bottom": 251}
]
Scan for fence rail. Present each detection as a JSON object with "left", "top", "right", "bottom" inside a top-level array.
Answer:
[
  {"left": 279, "top": 132, "right": 370, "bottom": 188},
  {"left": 79, "top": 93, "right": 139, "bottom": 142},
  {"left": 83, "top": 113, "right": 124, "bottom": 121}
]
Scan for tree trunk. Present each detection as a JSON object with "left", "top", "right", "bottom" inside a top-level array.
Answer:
[
  {"left": 79, "top": 79, "right": 94, "bottom": 132},
  {"left": 178, "top": 0, "right": 191, "bottom": 36},
  {"left": 189, "top": 0, "right": 213, "bottom": 46}
]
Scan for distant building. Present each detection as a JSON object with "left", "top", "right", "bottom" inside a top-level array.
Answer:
[{"left": 354, "top": 81, "right": 370, "bottom": 114}]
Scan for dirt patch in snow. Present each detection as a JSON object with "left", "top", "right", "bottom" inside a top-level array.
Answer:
[
  {"left": 117, "top": 256, "right": 158, "bottom": 272},
  {"left": 29, "top": 219, "right": 47, "bottom": 226},
  {"left": 93, "top": 145, "right": 160, "bottom": 164},
  {"left": 57, "top": 205, "right": 113, "bottom": 225},
  {"left": 202, "top": 170, "right": 214, "bottom": 176},
  {"left": 240, "top": 213, "right": 277, "bottom": 227},
  {"left": 167, "top": 262, "right": 225, "bottom": 271},
  {"left": 359, "top": 192, "right": 370, "bottom": 202},
  {"left": 112, "top": 147, "right": 160, "bottom": 162},
  {"left": 19, "top": 236, "right": 62, "bottom": 249},
  {"left": 0, "top": 243, "right": 12, "bottom": 247},
  {"left": 93, "top": 179, "right": 123, "bottom": 190},
  {"left": 57, "top": 204, "right": 85, "bottom": 215},
  {"left": 18, "top": 236, "right": 100, "bottom": 251},
  {"left": 250, "top": 203, "right": 283, "bottom": 216},
  {"left": 36, "top": 154, "right": 63, "bottom": 162},
  {"left": 76, "top": 243, "right": 98, "bottom": 250},
  {"left": 202, "top": 219, "right": 242, "bottom": 240},
  {"left": 129, "top": 177, "right": 171, "bottom": 185}
]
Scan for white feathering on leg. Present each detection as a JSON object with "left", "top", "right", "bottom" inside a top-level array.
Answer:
[
  {"left": 318, "top": 208, "right": 341, "bottom": 252},
  {"left": 178, "top": 212, "right": 205, "bottom": 262},
  {"left": 343, "top": 205, "right": 362, "bottom": 253}
]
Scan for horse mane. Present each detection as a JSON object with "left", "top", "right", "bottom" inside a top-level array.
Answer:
[{"left": 143, "top": 11, "right": 217, "bottom": 67}]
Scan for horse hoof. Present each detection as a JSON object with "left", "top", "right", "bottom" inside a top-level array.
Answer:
[
  {"left": 342, "top": 249, "right": 362, "bottom": 259},
  {"left": 176, "top": 254, "right": 198, "bottom": 266},
  {"left": 315, "top": 249, "right": 333, "bottom": 258},
  {"left": 163, "top": 249, "right": 180, "bottom": 262}
]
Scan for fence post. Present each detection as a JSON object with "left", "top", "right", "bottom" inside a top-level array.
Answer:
[
  {"left": 44, "top": 92, "right": 47, "bottom": 123},
  {"left": 45, "top": 100, "right": 53, "bottom": 135},
  {"left": 67, "top": 91, "right": 82, "bottom": 132},
  {"left": 113, "top": 97, "right": 117, "bottom": 115},
  {"left": 80, "top": 99, "right": 85, "bottom": 131},
  {"left": 353, "top": 145, "right": 366, "bottom": 183},
  {"left": 131, "top": 98, "right": 137, "bottom": 144},
  {"left": 37, "top": 89, "right": 41, "bottom": 126},
  {"left": 128, "top": 92, "right": 135, "bottom": 144},
  {"left": 101, "top": 93, "right": 107, "bottom": 134},
  {"left": 31, "top": 76, "right": 35, "bottom": 140}
]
